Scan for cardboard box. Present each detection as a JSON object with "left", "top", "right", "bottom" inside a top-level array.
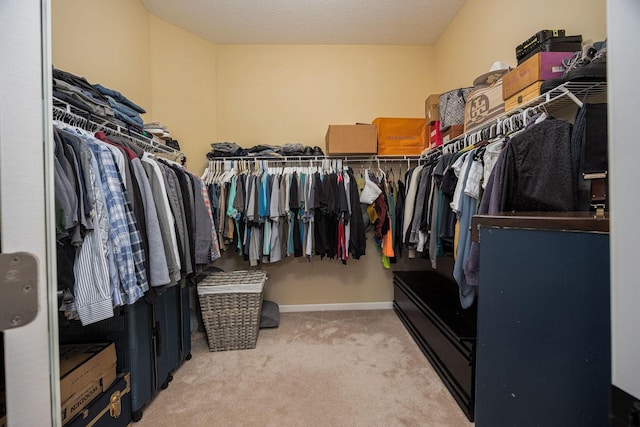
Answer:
[
  {"left": 373, "top": 117, "right": 426, "bottom": 156},
  {"left": 325, "top": 124, "right": 377, "bottom": 155},
  {"left": 442, "top": 125, "right": 464, "bottom": 144},
  {"left": 60, "top": 343, "right": 117, "bottom": 425},
  {"left": 502, "top": 51, "right": 575, "bottom": 99},
  {"left": 425, "top": 94, "right": 441, "bottom": 124},
  {"left": 505, "top": 81, "right": 544, "bottom": 113}
]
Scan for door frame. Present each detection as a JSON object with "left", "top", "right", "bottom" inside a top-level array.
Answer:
[{"left": 0, "top": 0, "right": 59, "bottom": 425}]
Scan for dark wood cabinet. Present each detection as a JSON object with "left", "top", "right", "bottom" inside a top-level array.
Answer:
[{"left": 393, "top": 270, "right": 477, "bottom": 421}]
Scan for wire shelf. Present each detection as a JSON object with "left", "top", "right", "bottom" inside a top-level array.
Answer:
[
  {"left": 423, "top": 81, "right": 607, "bottom": 157},
  {"left": 52, "top": 97, "right": 185, "bottom": 161}
]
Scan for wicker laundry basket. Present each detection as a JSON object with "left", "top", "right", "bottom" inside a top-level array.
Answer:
[{"left": 197, "top": 270, "right": 266, "bottom": 352}]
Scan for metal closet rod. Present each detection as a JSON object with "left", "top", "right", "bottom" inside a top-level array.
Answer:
[{"left": 209, "top": 155, "right": 422, "bottom": 162}]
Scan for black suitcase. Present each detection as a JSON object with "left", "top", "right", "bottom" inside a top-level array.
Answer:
[
  {"left": 178, "top": 279, "right": 192, "bottom": 361},
  {"left": 153, "top": 285, "right": 181, "bottom": 384},
  {"left": 517, "top": 35, "right": 583, "bottom": 64},
  {"left": 59, "top": 298, "right": 156, "bottom": 422},
  {"left": 65, "top": 373, "right": 131, "bottom": 427},
  {"left": 516, "top": 29, "right": 566, "bottom": 61}
]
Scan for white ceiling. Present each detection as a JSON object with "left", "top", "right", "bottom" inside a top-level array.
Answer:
[{"left": 140, "top": 0, "right": 467, "bottom": 45}]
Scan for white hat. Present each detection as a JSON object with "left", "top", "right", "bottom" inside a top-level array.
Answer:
[{"left": 473, "top": 61, "right": 512, "bottom": 87}]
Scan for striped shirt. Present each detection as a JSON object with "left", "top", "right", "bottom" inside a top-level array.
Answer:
[
  {"left": 73, "top": 143, "right": 117, "bottom": 326},
  {"left": 87, "top": 141, "right": 122, "bottom": 307}
]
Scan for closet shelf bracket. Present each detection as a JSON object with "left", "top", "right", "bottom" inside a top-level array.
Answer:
[{"left": 558, "top": 86, "right": 585, "bottom": 108}]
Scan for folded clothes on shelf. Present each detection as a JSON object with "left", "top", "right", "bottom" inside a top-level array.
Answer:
[
  {"left": 208, "top": 142, "right": 247, "bottom": 158},
  {"left": 207, "top": 142, "right": 324, "bottom": 159},
  {"left": 93, "top": 83, "right": 146, "bottom": 114},
  {"left": 53, "top": 78, "right": 115, "bottom": 118},
  {"left": 144, "top": 122, "right": 168, "bottom": 130},
  {"left": 53, "top": 68, "right": 150, "bottom": 137},
  {"left": 143, "top": 121, "right": 173, "bottom": 141},
  {"left": 106, "top": 96, "right": 144, "bottom": 126}
]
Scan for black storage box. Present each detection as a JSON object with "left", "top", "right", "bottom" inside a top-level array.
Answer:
[
  {"left": 516, "top": 29, "right": 566, "bottom": 60},
  {"left": 517, "top": 35, "right": 583, "bottom": 64},
  {"left": 65, "top": 373, "right": 131, "bottom": 427}
]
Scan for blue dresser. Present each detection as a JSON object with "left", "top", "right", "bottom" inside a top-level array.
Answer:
[{"left": 473, "top": 213, "right": 610, "bottom": 427}]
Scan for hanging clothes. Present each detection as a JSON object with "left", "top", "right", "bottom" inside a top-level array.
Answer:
[
  {"left": 464, "top": 138, "right": 509, "bottom": 287},
  {"left": 347, "top": 169, "right": 366, "bottom": 260},
  {"left": 452, "top": 150, "right": 481, "bottom": 309},
  {"left": 53, "top": 119, "right": 216, "bottom": 326},
  {"left": 501, "top": 118, "right": 575, "bottom": 212}
]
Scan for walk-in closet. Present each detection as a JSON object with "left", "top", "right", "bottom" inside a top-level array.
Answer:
[{"left": 1, "top": 0, "right": 639, "bottom": 426}]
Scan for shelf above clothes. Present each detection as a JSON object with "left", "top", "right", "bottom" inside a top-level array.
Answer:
[
  {"left": 52, "top": 97, "right": 186, "bottom": 163},
  {"left": 422, "top": 81, "right": 607, "bottom": 158}
]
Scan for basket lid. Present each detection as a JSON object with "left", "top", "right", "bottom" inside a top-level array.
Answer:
[{"left": 197, "top": 270, "right": 266, "bottom": 295}]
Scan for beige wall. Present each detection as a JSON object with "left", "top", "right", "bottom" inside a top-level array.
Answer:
[
  {"left": 52, "top": 1, "right": 218, "bottom": 173},
  {"left": 216, "top": 45, "right": 434, "bottom": 150},
  {"left": 434, "top": 0, "right": 608, "bottom": 92},
  {"left": 52, "top": 0, "right": 152, "bottom": 118},
  {"left": 214, "top": 45, "right": 435, "bottom": 305},
  {"left": 149, "top": 16, "right": 217, "bottom": 173}
]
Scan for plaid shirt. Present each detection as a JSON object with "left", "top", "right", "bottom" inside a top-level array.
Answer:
[
  {"left": 103, "top": 144, "right": 149, "bottom": 295},
  {"left": 86, "top": 137, "right": 146, "bottom": 305}
]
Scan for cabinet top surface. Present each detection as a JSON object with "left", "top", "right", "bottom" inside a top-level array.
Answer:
[{"left": 471, "top": 212, "right": 609, "bottom": 242}]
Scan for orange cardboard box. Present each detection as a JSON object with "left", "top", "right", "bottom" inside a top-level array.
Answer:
[{"left": 373, "top": 117, "right": 426, "bottom": 156}]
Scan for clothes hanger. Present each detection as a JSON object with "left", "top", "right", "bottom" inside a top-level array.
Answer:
[
  {"left": 502, "top": 117, "right": 511, "bottom": 135},
  {"left": 376, "top": 158, "right": 385, "bottom": 179},
  {"left": 214, "top": 160, "right": 222, "bottom": 183},
  {"left": 201, "top": 161, "right": 211, "bottom": 181},
  {"left": 495, "top": 118, "right": 504, "bottom": 137},
  {"left": 387, "top": 161, "right": 395, "bottom": 184},
  {"left": 508, "top": 114, "right": 519, "bottom": 134}
]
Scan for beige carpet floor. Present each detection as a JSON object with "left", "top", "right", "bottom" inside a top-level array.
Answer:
[{"left": 135, "top": 310, "right": 474, "bottom": 427}]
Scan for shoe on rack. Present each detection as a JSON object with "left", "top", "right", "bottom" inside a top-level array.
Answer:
[
  {"left": 564, "top": 40, "right": 607, "bottom": 82},
  {"left": 564, "top": 43, "right": 597, "bottom": 75},
  {"left": 312, "top": 146, "right": 324, "bottom": 156},
  {"left": 540, "top": 43, "right": 598, "bottom": 93},
  {"left": 540, "top": 76, "right": 565, "bottom": 94}
]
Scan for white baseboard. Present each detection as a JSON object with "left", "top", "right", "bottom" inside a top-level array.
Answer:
[{"left": 279, "top": 302, "right": 393, "bottom": 312}]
